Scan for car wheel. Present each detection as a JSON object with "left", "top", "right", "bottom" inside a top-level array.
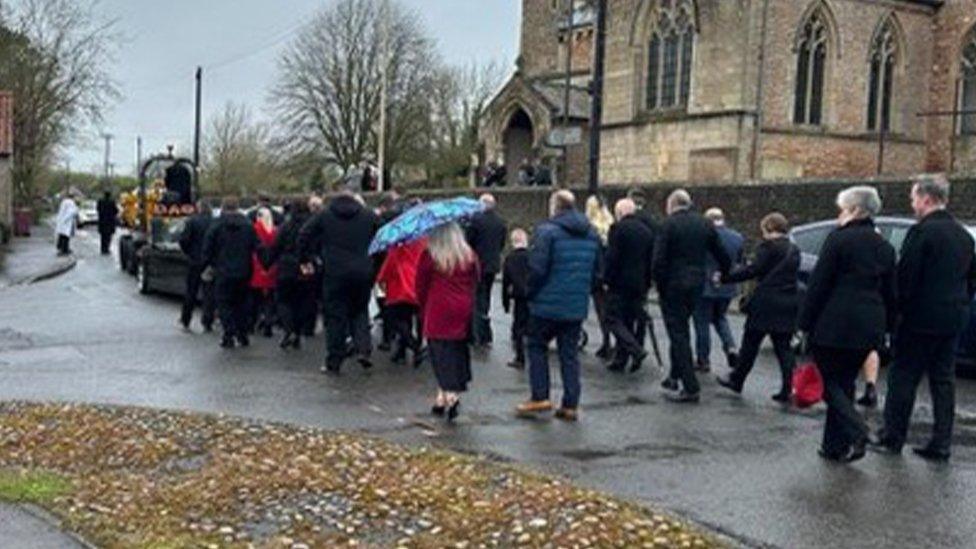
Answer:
[{"left": 136, "top": 259, "right": 151, "bottom": 295}]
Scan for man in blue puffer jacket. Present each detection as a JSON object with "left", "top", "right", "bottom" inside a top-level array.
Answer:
[{"left": 516, "top": 190, "right": 601, "bottom": 422}]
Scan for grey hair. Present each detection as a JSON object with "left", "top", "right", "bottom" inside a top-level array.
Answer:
[
  {"left": 912, "top": 173, "right": 950, "bottom": 204},
  {"left": 836, "top": 186, "right": 882, "bottom": 218},
  {"left": 479, "top": 193, "right": 497, "bottom": 209},
  {"left": 667, "top": 189, "right": 692, "bottom": 212}
]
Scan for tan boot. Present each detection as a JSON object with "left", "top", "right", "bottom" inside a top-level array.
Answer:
[{"left": 516, "top": 400, "right": 553, "bottom": 416}]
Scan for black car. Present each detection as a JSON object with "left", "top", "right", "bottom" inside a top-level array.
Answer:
[{"left": 790, "top": 217, "right": 976, "bottom": 376}]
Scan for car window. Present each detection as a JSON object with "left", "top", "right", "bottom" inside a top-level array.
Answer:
[
  {"left": 152, "top": 218, "right": 185, "bottom": 245},
  {"left": 880, "top": 225, "right": 911, "bottom": 258},
  {"left": 791, "top": 225, "right": 833, "bottom": 256}
]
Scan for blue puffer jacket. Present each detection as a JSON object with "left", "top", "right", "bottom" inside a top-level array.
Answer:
[{"left": 527, "top": 210, "right": 600, "bottom": 321}]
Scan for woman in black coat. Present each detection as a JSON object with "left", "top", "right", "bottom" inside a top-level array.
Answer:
[
  {"left": 265, "top": 198, "right": 314, "bottom": 350},
  {"left": 717, "top": 213, "right": 800, "bottom": 402},
  {"left": 798, "top": 186, "right": 897, "bottom": 464}
]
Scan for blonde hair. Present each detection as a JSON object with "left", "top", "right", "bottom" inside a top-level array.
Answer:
[
  {"left": 428, "top": 222, "right": 475, "bottom": 274},
  {"left": 585, "top": 195, "right": 613, "bottom": 244}
]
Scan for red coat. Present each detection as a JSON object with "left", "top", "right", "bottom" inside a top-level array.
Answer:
[
  {"left": 250, "top": 221, "right": 278, "bottom": 290},
  {"left": 416, "top": 250, "right": 479, "bottom": 341},
  {"left": 376, "top": 238, "right": 427, "bottom": 306}
]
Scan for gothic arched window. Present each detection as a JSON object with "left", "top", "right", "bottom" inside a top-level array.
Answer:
[
  {"left": 794, "top": 8, "right": 830, "bottom": 125},
  {"left": 646, "top": 0, "right": 695, "bottom": 111},
  {"left": 961, "top": 27, "right": 976, "bottom": 134},
  {"left": 867, "top": 19, "right": 898, "bottom": 132}
]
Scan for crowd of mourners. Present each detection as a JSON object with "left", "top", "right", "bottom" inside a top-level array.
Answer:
[{"left": 168, "top": 173, "right": 975, "bottom": 464}]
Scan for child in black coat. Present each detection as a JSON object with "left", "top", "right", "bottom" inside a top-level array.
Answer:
[{"left": 502, "top": 228, "right": 531, "bottom": 369}]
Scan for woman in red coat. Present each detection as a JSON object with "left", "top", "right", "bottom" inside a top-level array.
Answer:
[
  {"left": 416, "top": 222, "right": 479, "bottom": 421},
  {"left": 376, "top": 237, "right": 427, "bottom": 366},
  {"left": 250, "top": 208, "right": 278, "bottom": 337}
]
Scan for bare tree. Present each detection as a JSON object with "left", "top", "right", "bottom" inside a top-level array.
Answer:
[
  {"left": 270, "top": 0, "right": 439, "bottom": 179},
  {"left": 425, "top": 60, "right": 506, "bottom": 184},
  {"left": 0, "top": 0, "right": 119, "bottom": 206},
  {"left": 202, "top": 102, "right": 277, "bottom": 196}
]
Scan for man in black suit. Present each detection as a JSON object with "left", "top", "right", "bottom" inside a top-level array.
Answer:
[
  {"left": 179, "top": 200, "right": 216, "bottom": 332},
  {"left": 96, "top": 191, "right": 118, "bottom": 255},
  {"left": 203, "top": 197, "right": 259, "bottom": 349},
  {"left": 875, "top": 174, "right": 976, "bottom": 461},
  {"left": 465, "top": 193, "right": 508, "bottom": 347},
  {"left": 604, "top": 198, "right": 655, "bottom": 373},
  {"left": 653, "top": 190, "right": 731, "bottom": 402},
  {"left": 627, "top": 188, "right": 660, "bottom": 354}
]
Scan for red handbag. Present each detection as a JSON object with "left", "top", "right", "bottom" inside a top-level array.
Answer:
[{"left": 792, "top": 361, "right": 824, "bottom": 409}]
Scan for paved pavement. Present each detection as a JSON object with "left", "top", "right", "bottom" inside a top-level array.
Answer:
[
  {"left": 0, "top": 222, "right": 77, "bottom": 288},
  {"left": 0, "top": 504, "right": 84, "bottom": 548},
  {"left": 1, "top": 230, "right": 975, "bottom": 548}
]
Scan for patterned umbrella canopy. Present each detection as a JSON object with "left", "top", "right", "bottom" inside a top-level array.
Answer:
[{"left": 368, "top": 197, "right": 486, "bottom": 255}]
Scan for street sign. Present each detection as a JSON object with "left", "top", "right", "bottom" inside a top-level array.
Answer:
[{"left": 548, "top": 126, "right": 582, "bottom": 147}]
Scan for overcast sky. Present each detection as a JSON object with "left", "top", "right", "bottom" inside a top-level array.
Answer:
[{"left": 67, "top": 0, "right": 519, "bottom": 176}]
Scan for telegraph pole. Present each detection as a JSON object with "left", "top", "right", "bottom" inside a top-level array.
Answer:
[
  {"left": 193, "top": 66, "right": 203, "bottom": 198},
  {"left": 136, "top": 136, "right": 143, "bottom": 176},
  {"left": 586, "top": 0, "right": 607, "bottom": 195},
  {"left": 101, "top": 133, "right": 114, "bottom": 183}
]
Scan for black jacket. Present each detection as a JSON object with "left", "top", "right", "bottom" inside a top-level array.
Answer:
[
  {"left": 604, "top": 214, "right": 655, "bottom": 296},
  {"left": 96, "top": 198, "right": 118, "bottom": 234},
  {"left": 202, "top": 212, "right": 259, "bottom": 280},
  {"left": 265, "top": 212, "right": 311, "bottom": 283},
  {"left": 466, "top": 209, "right": 508, "bottom": 275},
  {"left": 652, "top": 209, "right": 731, "bottom": 294},
  {"left": 179, "top": 212, "right": 214, "bottom": 267},
  {"left": 798, "top": 217, "right": 897, "bottom": 351},
  {"left": 724, "top": 236, "right": 800, "bottom": 334},
  {"left": 897, "top": 209, "right": 976, "bottom": 336},
  {"left": 502, "top": 247, "right": 530, "bottom": 313},
  {"left": 298, "top": 195, "right": 378, "bottom": 287}
]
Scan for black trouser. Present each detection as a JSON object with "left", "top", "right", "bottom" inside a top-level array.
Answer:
[
  {"left": 732, "top": 329, "right": 795, "bottom": 393},
  {"left": 215, "top": 276, "right": 250, "bottom": 339},
  {"left": 472, "top": 271, "right": 496, "bottom": 345},
  {"left": 511, "top": 298, "right": 530, "bottom": 363},
  {"left": 323, "top": 279, "right": 372, "bottom": 367},
  {"left": 99, "top": 231, "right": 113, "bottom": 254},
  {"left": 302, "top": 277, "right": 322, "bottom": 336},
  {"left": 813, "top": 346, "right": 871, "bottom": 455},
  {"left": 606, "top": 291, "right": 645, "bottom": 365},
  {"left": 388, "top": 302, "right": 421, "bottom": 359},
  {"left": 180, "top": 264, "right": 215, "bottom": 329},
  {"left": 661, "top": 286, "right": 702, "bottom": 394},
  {"left": 56, "top": 234, "right": 70, "bottom": 254},
  {"left": 883, "top": 331, "right": 959, "bottom": 452},
  {"left": 277, "top": 278, "right": 316, "bottom": 336},
  {"left": 376, "top": 296, "right": 394, "bottom": 345},
  {"left": 249, "top": 288, "right": 276, "bottom": 333}
]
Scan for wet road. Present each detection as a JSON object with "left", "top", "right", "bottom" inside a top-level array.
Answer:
[{"left": 1, "top": 230, "right": 975, "bottom": 548}]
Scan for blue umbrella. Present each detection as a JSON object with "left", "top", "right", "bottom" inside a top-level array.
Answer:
[{"left": 369, "top": 197, "right": 485, "bottom": 255}]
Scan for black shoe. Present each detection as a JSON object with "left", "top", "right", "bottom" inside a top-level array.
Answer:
[
  {"left": 660, "top": 378, "right": 679, "bottom": 392},
  {"left": 867, "top": 438, "right": 902, "bottom": 456},
  {"left": 856, "top": 384, "right": 878, "bottom": 408},
  {"left": 771, "top": 391, "right": 791, "bottom": 403},
  {"left": 818, "top": 447, "right": 844, "bottom": 462},
  {"left": 446, "top": 400, "right": 460, "bottom": 422},
  {"left": 912, "top": 445, "right": 950, "bottom": 462},
  {"left": 606, "top": 362, "right": 626, "bottom": 373},
  {"left": 220, "top": 336, "right": 235, "bottom": 349},
  {"left": 202, "top": 323, "right": 214, "bottom": 333},
  {"left": 595, "top": 345, "right": 613, "bottom": 360},
  {"left": 716, "top": 375, "right": 743, "bottom": 394},
  {"left": 665, "top": 390, "right": 700, "bottom": 403},
  {"left": 391, "top": 354, "right": 406, "bottom": 366},
  {"left": 279, "top": 333, "right": 295, "bottom": 350},
  {"left": 431, "top": 405, "right": 445, "bottom": 417},
  {"left": 726, "top": 351, "right": 739, "bottom": 370},
  {"left": 262, "top": 325, "right": 274, "bottom": 338},
  {"left": 842, "top": 438, "right": 868, "bottom": 463},
  {"left": 507, "top": 360, "right": 525, "bottom": 370},
  {"left": 358, "top": 355, "right": 373, "bottom": 370},
  {"left": 321, "top": 362, "right": 340, "bottom": 375},
  {"left": 292, "top": 336, "right": 301, "bottom": 350},
  {"left": 179, "top": 318, "right": 191, "bottom": 332},
  {"left": 378, "top": 341, "right": 392, "bottom": 352},
  {"left": 237, "top": 334, "right": 250, "bottom": 347},
  {"left": 630, "top": 350, "right": 648, "bottom": 373}
]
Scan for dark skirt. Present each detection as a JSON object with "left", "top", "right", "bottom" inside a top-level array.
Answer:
[{"left": 429, "top": 339, "right": 472, "bottom": 392}]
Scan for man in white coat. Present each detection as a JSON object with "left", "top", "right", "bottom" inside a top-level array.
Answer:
[{"left": 55, "top": 192, "right": 79, "bottom": 255}]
